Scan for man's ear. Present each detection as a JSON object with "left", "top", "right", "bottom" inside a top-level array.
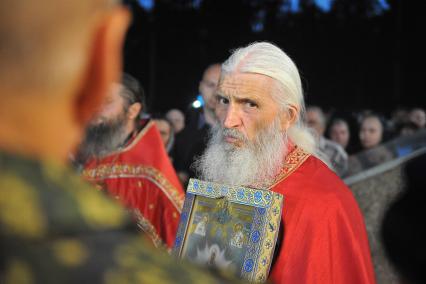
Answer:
[
  {"left": 281, "top": 105, "right": 299, "bottom": 131},
  {"left": 127, "top": 102, "right": 142, "bottom": 120},
  {"left": 74, "top": 7, "right": 130, "bottom": 126}
]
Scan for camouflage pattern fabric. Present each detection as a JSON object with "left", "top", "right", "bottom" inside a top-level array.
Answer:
[{"left": 0, "top": 151, "right": 237, "bottom": 284}]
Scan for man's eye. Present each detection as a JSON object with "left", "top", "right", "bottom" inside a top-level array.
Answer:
[
  {"left": 246, "top": 101, "right": 258, "bottom": 108},
  {"left": 218, "top": 97, "right": 229, "bottom": 104}
]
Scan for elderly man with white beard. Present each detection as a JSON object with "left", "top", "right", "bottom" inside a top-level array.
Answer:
[{"left": 194, "top": 42, "right": 376, "bottom": 284}]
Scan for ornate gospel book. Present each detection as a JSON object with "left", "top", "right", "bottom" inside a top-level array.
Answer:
[{"left": 173, "top": 178, "right": 284, "bottom": 283}]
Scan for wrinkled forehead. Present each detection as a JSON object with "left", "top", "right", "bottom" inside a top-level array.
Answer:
[{"left": 217, "top": 73, "right": 276, "bottom": 99}]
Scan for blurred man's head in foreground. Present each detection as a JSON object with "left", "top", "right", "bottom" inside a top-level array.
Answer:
[{"left": 0, "top": 0, "right": 130, "bottom": 161}]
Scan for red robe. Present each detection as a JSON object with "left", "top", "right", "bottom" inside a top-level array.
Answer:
[
  {"left": 269, "top": 147, "right": 376, "bottom": 284},
  {"left": 82, "top": 120, "right": 185, "bottom": 249}
]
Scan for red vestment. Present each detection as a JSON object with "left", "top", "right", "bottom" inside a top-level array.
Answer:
[
  {"left": 269, "top": 147, "right": 376, "bottom": 284},
  {"left": 83, "top": 120, "right": 185, "bottom": 249}
]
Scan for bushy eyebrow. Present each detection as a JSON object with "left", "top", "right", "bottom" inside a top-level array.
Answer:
[
  {"left": 236, "top": 97, "right": 258, "bottom": 105},
  {"left": 215, "top": 92, "right": 259, "bottom": 106}
]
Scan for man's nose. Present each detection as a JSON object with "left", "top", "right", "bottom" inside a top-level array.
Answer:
[{"left": 223, "top": 104, "right": 241, "bottom": 129}]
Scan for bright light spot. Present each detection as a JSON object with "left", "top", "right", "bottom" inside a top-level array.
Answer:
[{"left": 192, "top": 100, "right": 202, "bottom": 108}]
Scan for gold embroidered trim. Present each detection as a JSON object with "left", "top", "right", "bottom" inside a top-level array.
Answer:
[
  {"left": 82, "top": 164, "right": 184, "bottom": 212},
  {"left": 268, "top": 147, "right": 311, "bottom": 189},
  {"left": 133, "top": 210, "right": 167, "bottom": 249}
]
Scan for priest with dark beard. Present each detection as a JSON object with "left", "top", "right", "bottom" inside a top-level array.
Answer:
[
  {"left": 77, "top": 74, "right": 184, "bottom": 250},
  {"left": 193, "top": 42, "right": 376, "bottom": 284}
]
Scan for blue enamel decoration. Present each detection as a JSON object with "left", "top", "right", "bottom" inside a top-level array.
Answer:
[
  {"left": 251, "top": 231, "right": 261, "bottom": 243},
  {"left": 254, "top": 191, "right": 262, "bottom": 203},
  {"left": 257, "top": 207, "right": 266, "bottom": 215},
  {"left": 175, "top": 236, "right": 182, "bottom": 247},
  {"left": 206, "top": 184, "right": 213, "bottom": 194},
  {"left": 244, "top": 259, "right": 254, "bottom": 272},
  {"left": 237, "top": 189, "right": 245, "bottom": 200},
  {"left": 193, "top": 181, "right": 199, "bottom": 190}
]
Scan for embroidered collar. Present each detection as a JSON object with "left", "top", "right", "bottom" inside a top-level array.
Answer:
[{"left": 267, "top": 146, "right": 311, "bottom": 189}]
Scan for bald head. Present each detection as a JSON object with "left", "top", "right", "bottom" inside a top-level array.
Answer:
[{"left": 0, "top": 0, "right": 117, "bottom": 95}]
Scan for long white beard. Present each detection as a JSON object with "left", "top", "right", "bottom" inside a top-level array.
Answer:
[{"left": 193, "top": 118, "right": 288, "bottom": 188}]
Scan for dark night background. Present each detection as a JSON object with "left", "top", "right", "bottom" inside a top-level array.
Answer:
[{"left": 122, "top": 0, "right": 426, "bottom": 116}]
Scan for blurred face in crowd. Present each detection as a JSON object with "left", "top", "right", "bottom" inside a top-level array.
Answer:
[
  {"left": 359, "top": 116, "right": 383, "bottom": 149},
  {"left": 199, "top": 64, "right": 221, "bottom": 112},
  {"left": 154, "top": 119, "right": 172, "bottom": 147},
  {"left": 305, "top": 108, "right": 325, "bottom": 137},
  {"left": 166, "top": 109, "right": 185, "bottom": 133},
  {"left": 195, "top": 72, "right": 294, "bottom": 187},
  {"left": 409, "top": 108, "right": 426, "bottom": 129},
  {"left": 330, "top": 121, "right": 350, "bottom": 149}
]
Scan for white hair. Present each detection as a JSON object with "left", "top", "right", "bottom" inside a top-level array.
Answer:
[
  {"left": 194, "top": 117, "right": 287, "bottom": 188},
  {"left": 221, "top": 42, "right": 319, "bottom": 157}
]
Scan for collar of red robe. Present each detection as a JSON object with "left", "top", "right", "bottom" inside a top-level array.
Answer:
[{"left": 266, "top": 143, "right": 311, "bottom": 189}]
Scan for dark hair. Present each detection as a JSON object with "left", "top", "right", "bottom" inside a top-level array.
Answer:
[
  {"left": 329, "top": 118, "right": 349, "bottom": 129},
  {"left": 361, "top": 113, "right": 385, "bottom": 129},
  {"left": 120, "top": 73, "right": 146, "bottom": 111}
]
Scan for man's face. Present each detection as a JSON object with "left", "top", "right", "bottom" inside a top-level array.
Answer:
[
  {"left": 360, "top": 117, "right": 383, "bottom": 149},
  {"left": 330, "top": 122, "right": 350, "bottom": 148},
  {"left": 199, "top": 65, "right": 221, "bottom": 111},
  {"left": 154, "top": 119, "right": 172, "bottom": 147},
  {"left": 77, "top": 84, "right": 130, "bottom": 161},
  {"left": 409, "top": 109, "right": 426, "bottom": 128},
  {"left": 91, "top": 84, "right": 127, "bottom": 126},
  {"left": 166, "top": 110, "right": 185, "bottom": 133},
  {"left": 215, "top": 73, "right": 282, "bottom": 148},
  {"left": 305, "top": 110, "right": 325, "bottom": 137}
]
